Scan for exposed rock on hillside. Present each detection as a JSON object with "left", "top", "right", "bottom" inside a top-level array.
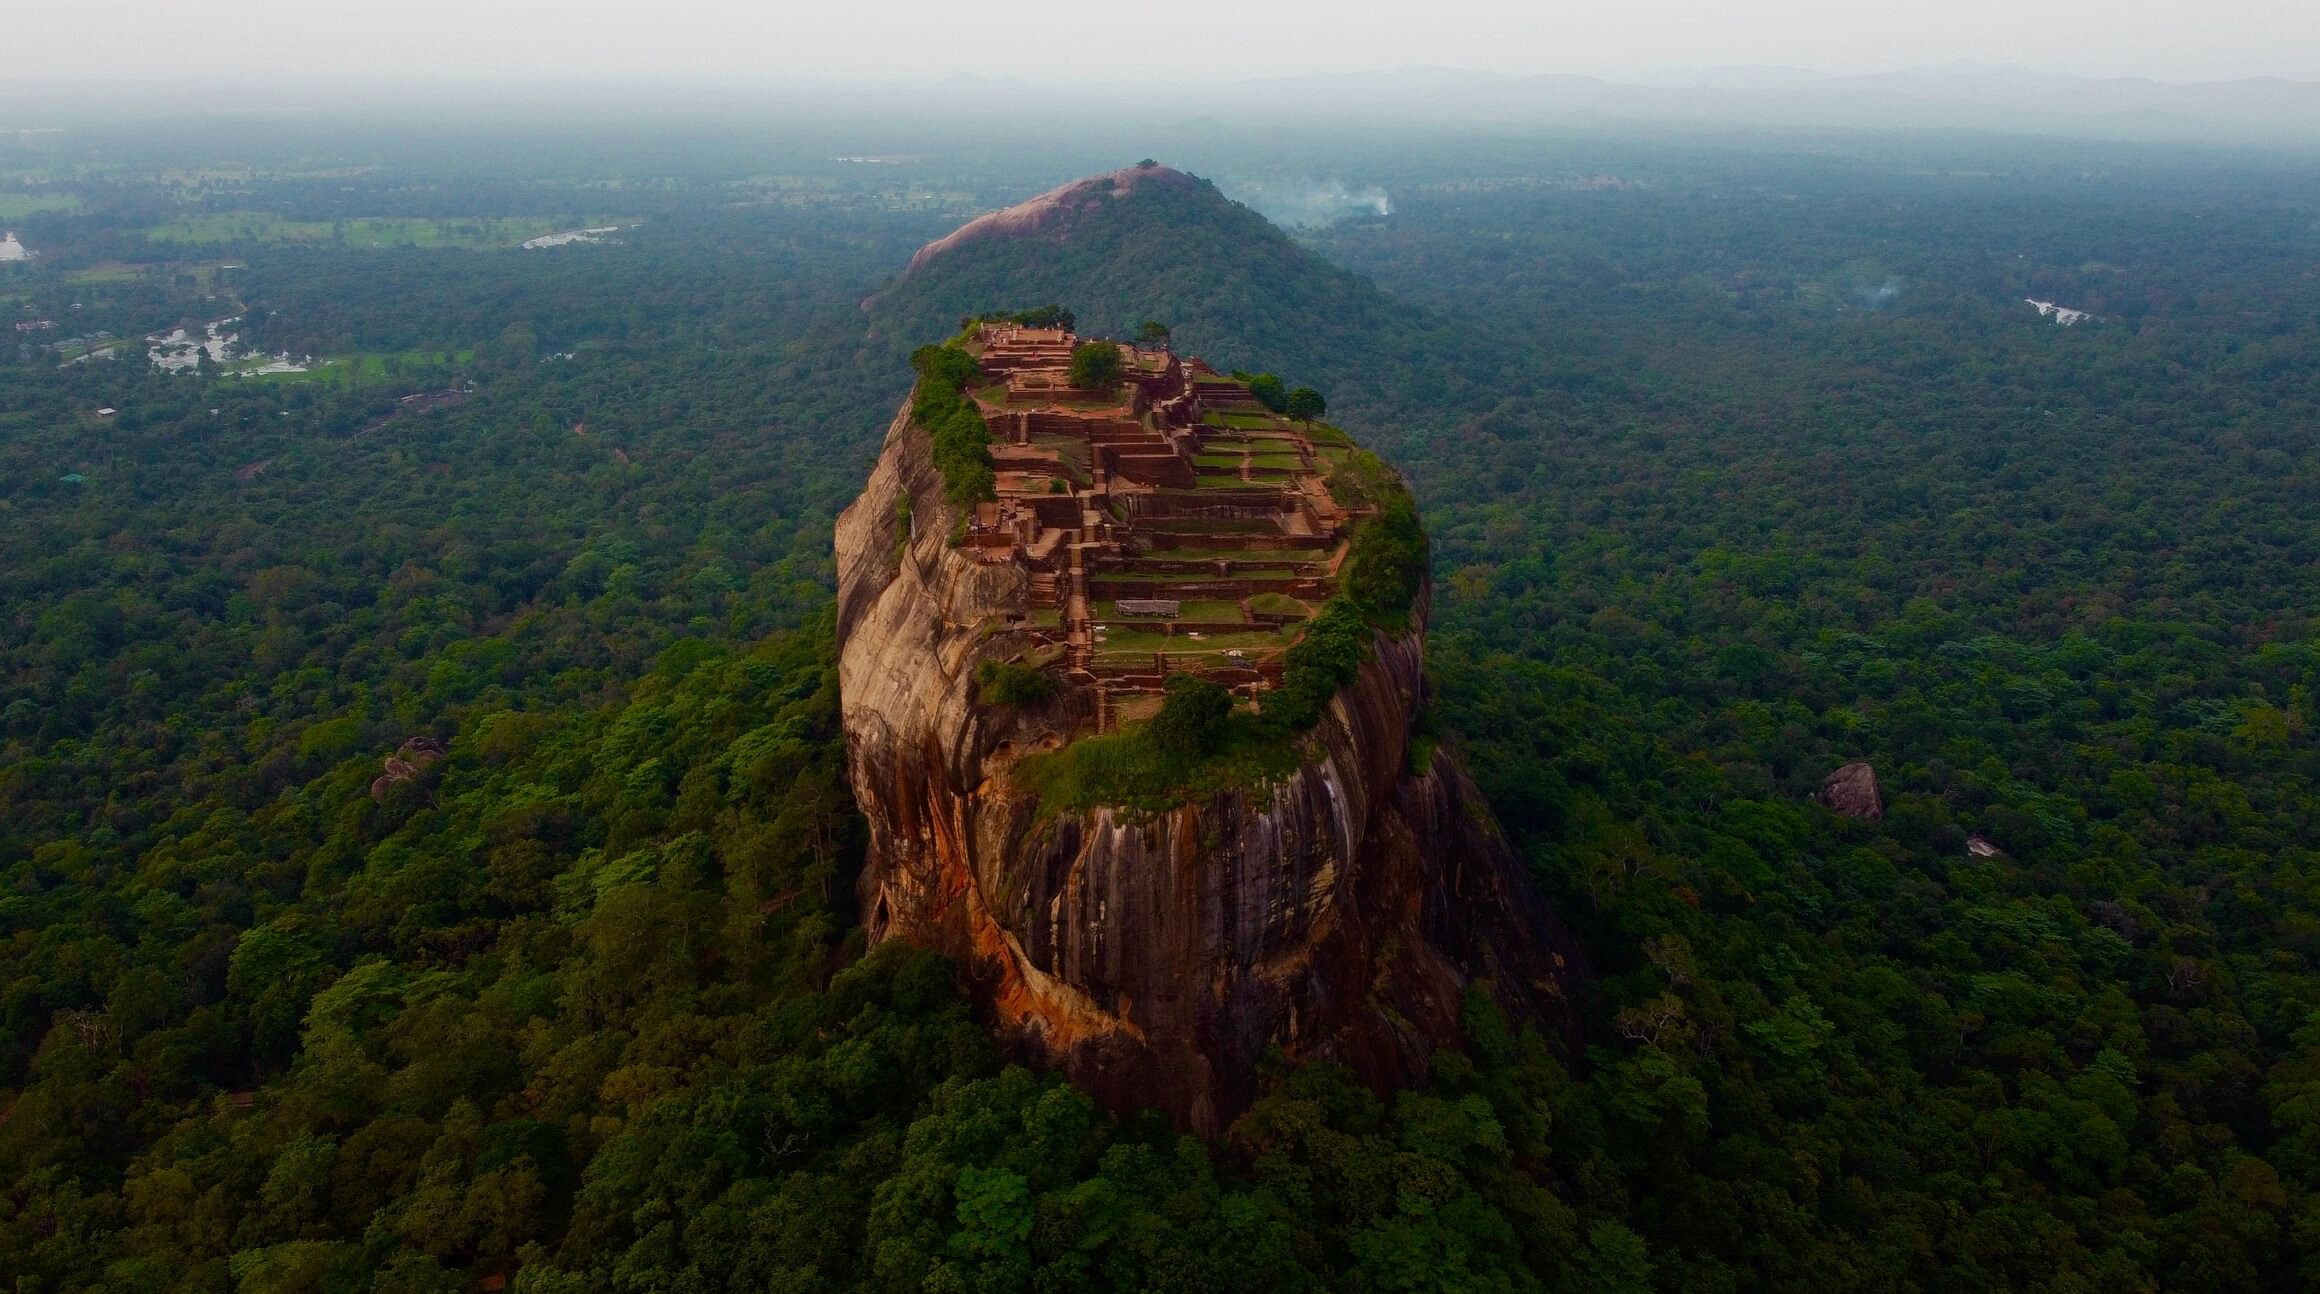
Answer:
[
  {"left": 835, "top": 327, "right": 1574, "bottom": 1133},
  {"left": 901, "top": 163, "right": 1202, "bottom": 279},
  {"left": 1819, "top": 761, "right": 1885, "bottom": 820}
]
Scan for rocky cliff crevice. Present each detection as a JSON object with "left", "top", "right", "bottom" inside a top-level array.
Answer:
[{"left": 836, "top": 397, "right": 1574, "bottom": 1134}]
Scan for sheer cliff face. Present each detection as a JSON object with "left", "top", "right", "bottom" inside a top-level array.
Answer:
[{"left": 836, "top": 404, "right": 1573, "bottom": 1134}]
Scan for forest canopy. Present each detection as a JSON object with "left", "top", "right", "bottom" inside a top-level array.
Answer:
[{"left": 3, "top": 122, "right": 2320, "bottom": 1291}]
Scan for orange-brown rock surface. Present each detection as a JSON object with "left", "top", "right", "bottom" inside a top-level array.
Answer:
[{"left": 835, "top": 388, "right": 1575, "bottom": 1134}]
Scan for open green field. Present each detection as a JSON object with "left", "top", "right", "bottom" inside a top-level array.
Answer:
[
  {"left": 1098, "top": 571, "right": 1303, "bottom": 589},
  {"left": 1102, "top": 599, "right": 1245, "bottom": 622},
  {"left": 1204, "top": 411, "right": 1286, "bottom": 430},
  {"left": 230, "top": 349, "right": 473, "bottom": 385},
  {"left": 1143, "top": 517, "right": 1280, "bottom": 534},
  {"left": 0, "top": 193, "right": 79, "bottom": 218},
  {"left": 1098, "top": 570, "right": 1207, "bottom": 584},
  {"left": 52, "top": 337, "right": 128, "bottom": 362},
  {"left": 978, "top": 392, "right": 1126, "bottom": 413},
  {"left": 64, "top": 262, "right": 150, "bottom": 284},
  {"left": 144, "top": 213, "right": 573, "bottom": 248},
  {"left": 1245, "top": 593, "right": 1313, "bottom": 619},
  {"left": 1088, "top": 626, "right": 1291, "bottom": 667},
  {"left": 1140, "top": 547, "right": 1314, "bottom": 565},
  {"left": 1199, "top": 434, "right": 1305, "bottom": 454},
  {"left": 54, "top": 261, "right": 248, "bottom": 289}
]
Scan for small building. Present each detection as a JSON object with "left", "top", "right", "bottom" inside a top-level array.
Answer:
[{"left": 92, "top": 408, "right": 116, "bottom": 418}]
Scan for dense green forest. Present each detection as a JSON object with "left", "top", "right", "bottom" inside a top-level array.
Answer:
[{"left": 6, "top": 121, "right": 2320, "bottom": 1290}]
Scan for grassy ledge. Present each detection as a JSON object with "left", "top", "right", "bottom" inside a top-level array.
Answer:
[{"left": 909, "top": 343, "right": 998, "bottom": 511}]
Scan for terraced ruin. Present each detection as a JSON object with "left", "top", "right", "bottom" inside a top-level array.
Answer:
[{"left": 957, "top": 322, "right": 1366, "bottom": 726}]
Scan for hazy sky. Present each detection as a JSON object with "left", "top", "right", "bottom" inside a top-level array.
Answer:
[{"left": 9, "top": 0, "right": 2318, "bottom": 88}]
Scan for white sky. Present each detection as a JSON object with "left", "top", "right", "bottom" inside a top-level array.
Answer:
[{"left": 9, "top": 0, "right": 2318, "bottom": 87}]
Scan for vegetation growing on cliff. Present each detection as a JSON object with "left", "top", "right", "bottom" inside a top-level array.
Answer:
[
  {"left": 909, "top": 342, "right": 998, "bottom": 508},
  {"left": 1264, "top": 493, "right": 1429, "bottom": 731},
  {"left": 1011, "top": 703, "right": 1306, "bottom": 815},
  {"left": 975, "top": 659, "right": 1058, "bottom": 706}
]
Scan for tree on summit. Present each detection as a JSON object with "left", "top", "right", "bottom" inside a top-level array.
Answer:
[
  {"left": 1247, "top": 372, "right": 1287, "bottom": 413},
  {"left": 1067, "top": 341, "right": 1123, "bottom": 391},
  {"left": 1286, "top": 386, "right": 1326, "bottom": 425},
  {"left": 1136, "top": 319, "right": 1172, "bottom": 349},
  {"left": 1149, "top": 675, "right": 1233, "bottom": 757}
]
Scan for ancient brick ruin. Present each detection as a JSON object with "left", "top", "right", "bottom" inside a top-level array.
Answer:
[{"left": 957, "top": 322, "right": 1364, "bottom": 724}]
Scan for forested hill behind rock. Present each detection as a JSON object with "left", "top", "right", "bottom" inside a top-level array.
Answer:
[{"left": 865, "top": 162, "right": 1494, "bottom": 449}]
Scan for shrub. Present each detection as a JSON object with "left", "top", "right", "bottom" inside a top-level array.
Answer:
[
  {"left": 1343, "top": 494, "right": 1427, "bottom": 626},
  {"left": 1285, "top": 386, "right": 1326, "bottom": 423},
  {"left": 1324, "top": 447, "right": 1402, "bottom": 508},
  {"left": 910, "top": 343, "right": 996, "bottom": 509},
  {"left": 1247, "top": 372, "right": 1287, "bottom": 413},
  {"left": 976, "top": 660, "right": 1058, "bottom": 707},
  {"left": 1266, "top": 600, "right": 1371, "bottom": 733},
  {"left": 1067, "top": 342, "right": 1123, "bottom": 391},
  {"left": 1148, "top": 675, "right": 1233, "bottom": 756},
  {"left": 1259, "top": 491, "right": 1426, "bottom": 732},
  {"left": 981, "top": 304, "right": 1075, "bottom": 331}
]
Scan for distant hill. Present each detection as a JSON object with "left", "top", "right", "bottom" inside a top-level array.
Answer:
[{"left": 863, "top": 162, "right": 1489, "bottom": 446}]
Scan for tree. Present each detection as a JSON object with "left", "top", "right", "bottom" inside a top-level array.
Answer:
[
  {"left": 976, "top": 660, "right": 1056, "bottom": 707},
  {"left": 1135, "top": 320, "right": 1172, "bottom": 349},
  {"left": 1285, "top": 386, "right": 1326, "bottom": 424},
  {"left": 1149, "top": 675, "right": 1233, "bottom": 757},
  {"left": 1247, "top": 373, "right": 1287, "bottom": 413},
  {"left": 1066, "top": 341, "right": 1123, "bottom": 391}
]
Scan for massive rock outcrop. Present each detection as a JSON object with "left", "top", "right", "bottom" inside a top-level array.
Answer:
[
  {"left": 1818, "top": 761, "right": 1885, "bottom": 820},
  {"left": 836, "top": 376, "right": 1575, "bottom": 1132}
]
